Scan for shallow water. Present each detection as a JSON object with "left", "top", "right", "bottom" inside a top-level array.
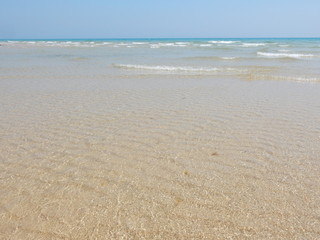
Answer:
[
  {"left": 1, "top": 38, "right": 320, "bottom": 83},
  {"left": 1, "top": 39, "right": 320, "bottom": 239}
]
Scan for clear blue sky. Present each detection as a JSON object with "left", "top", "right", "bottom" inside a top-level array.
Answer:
[{"left": 0, "top": 0, "right": 319, "bottom": 39}]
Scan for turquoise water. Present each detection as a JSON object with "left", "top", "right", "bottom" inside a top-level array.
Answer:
[
  {"left": 1, "top": 38, "right": 320, "bottom": 82},
  {"left": 1, "top": 38, "right": 320, "bottom": 42}
]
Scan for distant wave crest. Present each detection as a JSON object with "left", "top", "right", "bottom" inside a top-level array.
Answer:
[
  {"left": 247, "top": 74, "right": 320, "bottom": 83},
  {"left": 241, "top": 43, "right": 266, "bottom": 47},
  {"left": 257, "top": 52, "right": 314, "bottom": 59},
  {"left": 208, "top": 41, "right": 238, "bottom": 44}
]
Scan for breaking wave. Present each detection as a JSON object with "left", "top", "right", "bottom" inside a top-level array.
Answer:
[
  {"left": 208, "top": 41, "right": 238, "bottom": 44},
  {"left": 113, "top": 64, "right": 246, "bottom": 73},
  {"left": 257, "top": 52, "right": 315, "bottom": 59},
  {"left": 241, "top": 43, "right": 266, "bottom": 47},
  {"left": 245, "top": 74, "right": 320, "bottom": 83}
]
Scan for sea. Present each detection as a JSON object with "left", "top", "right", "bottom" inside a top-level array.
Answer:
[
  {"left": 0, "top": 38, "right": 320, "bottom": 239},
  {"left": 1, "top": 38, "right": 320, "bottom": 84}
]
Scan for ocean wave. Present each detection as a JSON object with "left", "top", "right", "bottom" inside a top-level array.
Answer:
[
  {"left": 175, "top": 44, "right": 187, "bottom": 47},
  {"left": 148, "top": 43, "right": 177, "bottom": 48},
  {"left": 198, "top": 44, "right": 212, "bottom": 47},
  {"left": 113, "top": 64, "right": 246, "bottom": 73},
  {"left": 208, "top": 41, "right": 238, "bottom": 44},
  {"left": 150, "top": 44, "right": 160, "bottom": 48},
  {"left": 116, "top": 43, "right": 128, "bottom": 46},
  {"left": 257, "top": 52, "right": 315, "bottom": 59},
  {"left": 247, "top": 74, "right": 320, "bottom": 83},
  {"left": 183, "top": 56, "right": 239, "bottom": 61},
  {"left": 175, "top": 42, "right": 190, "bottom": 45},
  {"left": 2, "top": 41, "right": 122, "bottom": 48},
  {"left": 221, "top": 57, "right": 238, "bottom": 60},
  {"left": 241, "top": 43, "right": 266, "bottom": 47},
  {"left": 159, "top": 43, "right": 175, "bottom": 46},
  {"left": 278, "top": 49, "right": 291, "bottom": 52},
  {"left": 132, "top": 42, "right": 146, "bottom": 45}
]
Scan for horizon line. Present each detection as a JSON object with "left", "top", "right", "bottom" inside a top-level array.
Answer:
[{"left": 1, "top": 37, "right": 320, "bottom": 41}]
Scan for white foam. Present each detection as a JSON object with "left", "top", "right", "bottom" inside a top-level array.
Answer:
[
  {"left": 148, "top": 43, "right": 178, "bottom": 48},
  {"left": 283, "top": 76, "right": 320, "bottom": 82},
  {"left": 199, "top": 44, "right": 212, "bottom": 47},
  {"left": 150, "top": 45, "right": 160, "bottom": 49},
  {"left": 209, "top": 41, "right": 238, "bottom": 44},
  {"left": 241, "top": 43, "right": 266, "bottom": 47},
  {"left": 132, "top": 42, "right": 146, "bottom": 45},
  {"left": 221, "top": 57, "right": 238, "bottom": 60},
  {"left": 160, "top": 43, "right": 175, "bottom": 46},
  {"left": 256, "top": 74, "right": 320, "bottom": 83},
  {"left": 175, "top": 42, "right": 189, "bottom": 45},
  {"left": 257, "top": 52, "right": 314, "bottom": 59},
  {"left": 278, "top": 49, "right": 291, "bottom": 52},
  {"left": 113, "top": 64, "right": 246, "bottom": 74}
]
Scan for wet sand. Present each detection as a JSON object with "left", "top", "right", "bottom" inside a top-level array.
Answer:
[{"left": 1, "top": 72, "right": 320, "bottom": 239}]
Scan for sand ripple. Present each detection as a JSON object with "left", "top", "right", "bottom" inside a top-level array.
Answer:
[{"left": 1, "top": 80, "right": 320, "bottom": 239}]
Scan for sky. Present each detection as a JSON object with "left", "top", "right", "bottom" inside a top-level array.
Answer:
[{"left": 0, "top": 0, "right": 319, "bottom": 39}]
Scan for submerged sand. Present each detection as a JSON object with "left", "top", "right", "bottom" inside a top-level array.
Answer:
[
  {"left": 1, "top": 74, "right": 320, "bottom": 239},
  {"left": 1, "top": 36, "right": 320, "bottom": 240}
]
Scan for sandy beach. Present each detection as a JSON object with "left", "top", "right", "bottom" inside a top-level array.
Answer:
[{"left": 1, "top": 40, "right": 320, "bottom": 239}]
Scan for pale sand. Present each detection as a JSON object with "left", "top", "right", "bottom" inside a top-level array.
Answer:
[{"left": 1, "top": 76, "right": 320, "bottom": 239}]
